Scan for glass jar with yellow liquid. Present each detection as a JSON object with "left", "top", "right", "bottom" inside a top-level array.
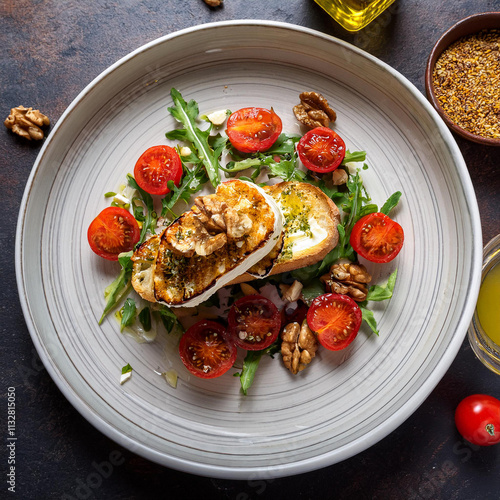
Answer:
[
  {"left": 314, "top": 0, "right": 396, "bottom": 31},
  {"left": 468, "top": 234, "right": 500, "bottom": 374}
]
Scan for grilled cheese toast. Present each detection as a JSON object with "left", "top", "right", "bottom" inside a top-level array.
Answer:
[
  {"left": 132, "top": 179, "right": 282, "bottom": 307},
  {"left": 131, "top": 180, "right": 340, "bottom": 306},
  {"left": 231, "top": 181, "right": 340, "bottom": 283}
]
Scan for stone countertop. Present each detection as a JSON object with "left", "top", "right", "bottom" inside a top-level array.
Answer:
[{"left": 1, "top": 1, "right": 499, "bottom": 499}]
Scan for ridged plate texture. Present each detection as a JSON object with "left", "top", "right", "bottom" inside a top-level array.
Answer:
[{"left": 16, "top": 21, "right": 482, "bottom": 479}]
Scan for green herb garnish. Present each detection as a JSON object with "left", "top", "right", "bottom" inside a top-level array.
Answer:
[
  {"left": 99, "top": 251, "right": 134, "bottom": 324},
  {"left": 235, "top": 341, "right": 281, "bottom": 395},
  {"left": 166, "top": 88, "right": 227, "bottom": 188},
  {"left": 120, "top": 298, "right": 137, "bottom": 332},
  {"left": 127, "top": 174, "right": 157, "bottom": 244},
  {"left": 120, "top": 363, "right": 133, "bottom": 385}
]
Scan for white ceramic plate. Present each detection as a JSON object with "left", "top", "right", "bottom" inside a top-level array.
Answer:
[{"left": 16, "top": 21, "right": 482, "bottom": 479}]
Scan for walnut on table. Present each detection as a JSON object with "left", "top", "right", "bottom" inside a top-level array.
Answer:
[
  {"left": 4, "top": 105, "right": 50, "bottom": 140},
  {"left": 204, "top": 0, "right": 222, "bottom": 6},
  {"left": 281, "top": 320, "right": 319, "bottom": 374},
  {"left": 320, "top": 259, "right": 372, "bottom": 302},
  {"left": 293, "top": 91, "right": 337, "bottom": 129}
]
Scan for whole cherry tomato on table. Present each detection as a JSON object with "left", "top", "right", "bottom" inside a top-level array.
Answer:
[
  {"left": 296, "top": 126, "right": 346, "bottom": 173},
  {"left": 307, "top": 293, "right": 362, "bottom": 351},
  {"left": 134, "top": 145, "right": 182, "bottom": 195},
  {"left": 455, "top": 394, "right": 500, "bottom": 446},
  {"left": 226, "top": 107, "right": 282, "bottom": 153},
  {"left": 350, "top": 212, "right": 404, "bottom": 264},
  {"left": 228, "top": 295, "right": 281, "bottom": 350},
  {"left": 179, "top": 320, "right": 237, "bottom": 379},
  {"left": 87, "top": 206, "right": 140, "bottom": 261}
]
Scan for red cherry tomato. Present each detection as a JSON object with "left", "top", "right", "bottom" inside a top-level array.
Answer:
[
  {"left": 455, "top": 394, "right": 500, "bottom": 446},
  {"left": 226, "top": 107, "right": 282, "bottom": 153},
  {"left": 228, "top": 295, "right": 281, "bottom": 350},
  {"left": 296, "top": 126, "right": 346, "bottom": 173},
  {"left": 179, "top": 320, "right": 237, "bottom": 379},
  {"left": 87, "top": 206, "right": 140, "bottom": 261},
  {"left": 134, "top": 145, "right": 182, "bottom": 195},
  {"left": 307, "top": 293, "right": 362, "bottom": 351},
  {"left": 350, "top": 212, "right": 404, "bottom": 264}
]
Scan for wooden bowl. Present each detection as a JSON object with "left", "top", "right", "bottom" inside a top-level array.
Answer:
[{"left": 425, "top": 12, "right": 500, "bottom": 146}]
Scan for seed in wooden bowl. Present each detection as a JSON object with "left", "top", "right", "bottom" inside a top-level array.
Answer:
[{"left": 432, "top": 29, "right": 500, "bottom": 140}]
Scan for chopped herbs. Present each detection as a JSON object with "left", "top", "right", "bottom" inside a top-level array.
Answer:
[{"left": 120, "top": 363, "right": 133, "bottom": 385}]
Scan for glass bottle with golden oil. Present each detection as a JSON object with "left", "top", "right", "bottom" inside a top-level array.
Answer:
[{"left": 314, "top": 0, "right": 396, "bottom": 31}]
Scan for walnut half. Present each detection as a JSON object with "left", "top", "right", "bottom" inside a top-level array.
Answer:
[
  {"left": 4, "top": 105, "right": 50, "bottom": 140},
  {"left": 281, "top": 320, "right": 318, "bottom": 374},
  {"left": 320, "top": 260, "right": 372, "bottom": 302},
  {"left": 293, "top": 91, "right": 337, "bottom": 129}
]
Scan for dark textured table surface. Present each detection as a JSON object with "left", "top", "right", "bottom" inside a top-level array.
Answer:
[{"left": 1, "top": 1, "right": 500, "bottom": 499}]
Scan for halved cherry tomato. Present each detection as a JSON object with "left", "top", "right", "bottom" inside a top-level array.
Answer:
[
  {"left": 455, "top": 394, "right": 500, "bottom": 446},
  {"left": 228, "top": 295, "right": 281, "bottom": 350},
  {"left": 226, "top": 107, "right": 282, "bottom": 153},
  {"left": 179, "top": 320, "right": 237, "bottom": 379},
  {"left": 134, "top": 145, "right": 182, "bottom": 195},
  {"left": 350, "top": 212, "right": 404, "bottom": 263},
  {"left": 296, "top": 126, "right": 346, "bottom": 173},
  {"left": 87, "top": 206, "right": 140, "bottom": 261},
  {"left": 307, "top": 293, "right": 362, "bottom": 351}
]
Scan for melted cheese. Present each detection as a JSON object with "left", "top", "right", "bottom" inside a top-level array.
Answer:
[
  {"left": 170, "top": 181, "right": 283, "bottom": 307},
  {"left": 287, "top": 217, "right": 328, "bottom": 254}
]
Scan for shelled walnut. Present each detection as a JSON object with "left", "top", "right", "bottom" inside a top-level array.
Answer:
[
  {"left": 166, "top": 193, "right": 254, "bottom": 257},
  {"left": 4, "top": 105, "right": 50, "bottom": 140},
  {"left": 320, "top": 260, "right": 372, "bottom": 302},
  {"left": 293, "top": 91, "right": 337, "bottom": 129},
  {"left": 281, "top": 320, "right": 318, "bottom": 374}
]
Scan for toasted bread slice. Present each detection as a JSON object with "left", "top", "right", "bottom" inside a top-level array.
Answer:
[
  {"left": 130, "top": 233, "right": 161, "bottom": 303},
  {"left": 131, "top": 179, "right": 282, "bottom": 307},
  {"left": 231, "top": 182, "right": 340, "bottom": 283}
]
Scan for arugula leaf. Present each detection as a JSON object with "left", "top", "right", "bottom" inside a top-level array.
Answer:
[
  {"left": 366, "top": 269, "right": 398, "bottom": 301},
  {"left": 99, "top": 251, "right": 134, "bottom": 324},
  {"left": 342, "top": 150, "right": 366, "bottom": 164},
  {"left": 166, "top": 88, "right": 226, "bottom": 188},
  {"left": 236, "top": 341, "right": 281, "bottom": 395},
  {"left": 380, "top": 191, "right": 402, "bottom": 216},
  {"left": 127, "top": 174, "right": 157, "bottom": 243},
  {"left": 222, "top": 134, "right": 303, "bottom": 182},
  {"left": 360, "top": 306, "right": 379, "bottom": 335},
  {"left": 120, "top": 298, "right": 137, "bottom": 332},
  {"left": 300, "top": 279, "right": 325, "bottom": 306},
  {"left": 161, "top": 161, "right": 208, "bottom": 217},
  {"left": 157, "top": 305, "right": 184, "bottom": 334},
  {"left": 358, "top": 270, "right": 398, "bottom": 335},
  {"left": 267, "top": 157, "right": 306, "bottom": 182},
  {"left": 138, "top": 306, "right": 152, "bottom": 332}
]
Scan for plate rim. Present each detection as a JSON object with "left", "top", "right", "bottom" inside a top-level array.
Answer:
[{"left": 15, "top": 20, "right": 483, "bottom": 479}]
